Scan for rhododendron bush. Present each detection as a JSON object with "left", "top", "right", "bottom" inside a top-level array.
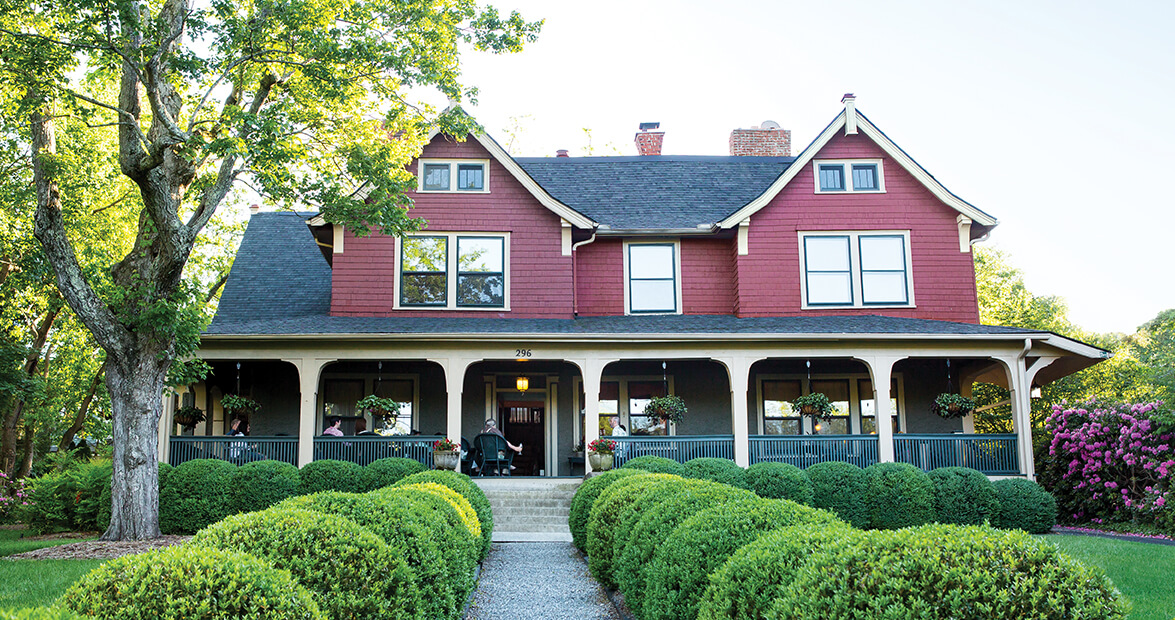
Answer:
[{"left": 1040, "top": 401, "right": 1174, "bottom": 532}]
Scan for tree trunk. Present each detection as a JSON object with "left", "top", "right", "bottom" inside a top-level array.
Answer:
[
  {"left": 58, "top": 363, "right": 106, "bottom": 453},
  {"left": 16, "top": 424, "right": 35, "bottom": 478},
  {"left": 0, "top": 307, "right": 60, "bottom": 476}
]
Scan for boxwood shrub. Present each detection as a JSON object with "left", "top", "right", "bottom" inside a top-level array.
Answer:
[
  {"left": 928, "top": 466, "right": 1000, "bottom": 526},
  {"left": 64, "top": 545, "right": 324, "bottom": 619},
  {"left": 361, "top": 457, "right": 426, "bottom": 491},
  {"left": 395, "top": 482, "right": 482, "bottom": 543},
  {"left": 865, "top": 462, "right": 936, "bottom": 530},
  {"left": 159, "top": 458, "right": 236, "bottom": 534},
  {"left": 280, "top": 491, "right": 465, "bottom": 619},
  {"left": 769, "top": 524, "right": 1128, "bottom": 619},
  {"left": 616, "top": 480, "right": 757, "bottom": 618},
  {"left": 229, "top": 460, "right": 299, "bottom": 514},
  {"left": 683, "top": 457, "right": 748, "bottom": 488},
  {"left": 620, "top": 455, "right": 686, "bottom": 475},
  {"left": 697, "top": 523, "right": 863, "bottom": 620},
  {"left": 804, "top": 461, "right": 869, "bottom": 528},
  {"left": 586, "top": 473, "right": 678, "bottom": 588},
  {"left": 993, "top": 478, "right": 1057, "bottom": 534},
  {"left": 192, "top": 507, "right": 421, "bottom": 619},
  {"left": 569, "top": 469, "right": 648, "bottom": 551},
  {"left": 643, "top": 498, "right": 843, "bottom": 620},
  {"left": 394, "top": 470, "right": 493, "bottom": 559},
  {"left": 19, "top": 460, "right": 113, "bottom": 534},
  {"left": 613, "top": 477, "right": 693, "bottom": 558},
  {"left": 745, "top": 462, "right": 813, "bottom": 504},
  {"left": 298, "top": 459, "right": 363, "bottom": 495},
  {"left": 371, "top": 486, "right": 479, "bottom": 569}
]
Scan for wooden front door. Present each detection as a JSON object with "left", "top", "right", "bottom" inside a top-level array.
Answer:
[{"left": 500, "top": 401, "right": 544, "bottom": 476}]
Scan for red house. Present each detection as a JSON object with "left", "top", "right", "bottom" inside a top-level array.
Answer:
[{"left": 163, "top": 96, "right": 1106, "bottom": 479}]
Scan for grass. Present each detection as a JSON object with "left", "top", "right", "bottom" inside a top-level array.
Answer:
[
  {"left": 0, "top": 528, "right": 95, "bottom": 557},
  {"left": 1042, "top": 533, "right": 1175, "bottom": 620},
  {"left": 0, "top": 528, "right": 102, "bottom": 610}
]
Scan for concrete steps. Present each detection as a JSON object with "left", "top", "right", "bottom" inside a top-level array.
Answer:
[{"left": 472, "top": 478, "right": 580, "bottom": 542}]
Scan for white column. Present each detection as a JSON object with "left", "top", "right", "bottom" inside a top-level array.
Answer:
[
  {"left": 864, "top": 356, "right": 901, "bottom": 463},
  {"left": 287, "top": 358, "right": 334, "bottom": 467},
  {"left": 959, "top": 381, "right": 976, "bottom": 434},
  {"left": 157, "top": 390, "right": 174, "bottom": 464},
  {"left": 1004, "top": 356, "right": 1036, "bottom": 479},
  {"left": 719, "top": 356, "right": 753, "bottom": 467},
  {"left": 432, "top": 358, "right": 474, "bottom": 441},
  {"left": 579, "top": 357, "right": 611, "bottom": 473}
]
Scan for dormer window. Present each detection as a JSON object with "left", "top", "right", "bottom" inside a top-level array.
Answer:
[
  {"left": 418, "top": 160, "right": 489, "bottom": 193},
  {"left": 814, "top": 160, "right": 884, "bottom": 193}
]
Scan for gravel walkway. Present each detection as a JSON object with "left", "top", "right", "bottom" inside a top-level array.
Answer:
[{"left": 464, "top": 542, "right": 620, "bottom": 620}]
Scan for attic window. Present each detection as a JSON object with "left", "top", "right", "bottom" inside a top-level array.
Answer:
[
  {"left": 418, "top": 160, "right": 489, "bottom": 193},
  {"left": 814, "top": 160, "right": 885, "bottom": 193}
]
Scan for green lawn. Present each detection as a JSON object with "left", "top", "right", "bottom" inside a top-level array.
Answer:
[
  {"left": 1042, "top": 534, "right": 1175, "bottom": 620},
  {"left": 0, "top": 529, "right": 102, "bottom": 610},
  {"left": 0, "top": 529, "right": 95, "bottom": 557}
]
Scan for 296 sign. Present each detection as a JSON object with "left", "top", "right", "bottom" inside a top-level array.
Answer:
[{"left": 515, "top": 349, "right": 532, "bottom": 358}]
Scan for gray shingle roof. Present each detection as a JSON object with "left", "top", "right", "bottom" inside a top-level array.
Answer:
[{"left": 515, "top": 156, "right": 793, "bottom": 229}]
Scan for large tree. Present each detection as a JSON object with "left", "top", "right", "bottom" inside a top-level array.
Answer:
[{"left": 1, "top": 0, "right": 539, "bottom": 539}]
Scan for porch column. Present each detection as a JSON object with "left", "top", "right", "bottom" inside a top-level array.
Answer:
[
  {"left": 718, "top": 356, "right": 753, "bottom": 468},
  {"left": 432, "top": 357, "right": 475, "bottom": 441},
  {"left": 157, "top": 389, "right": 175, "bottom": 464},
  {"left": 959, "top": 381, "right": 976, "bottom": 434},
  {"left": 285, "top": 357, "right": 335, "bottom": 467},
  {"left": 863, "top": 356, "right": 901, "bottom": 463},
  {"left": 577, "top": 357, "right": 612, "bottom": 473},
  {"left": 1002, "top": 354, "right": 1035, "bottom": 479}
]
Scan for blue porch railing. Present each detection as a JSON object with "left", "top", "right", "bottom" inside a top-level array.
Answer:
[
  {"left": 313, "top": 435, "right": 443, "bottom": 467},
  {"left": 893, "top": 434, "right": 1020, "bottom": 476},
  {"left": 612, "top": 435, "right": 734, "bottom": 466},
  {"left": 749, "top": 435, "right": 879, "bottom": 468},
  {"left": 169, "top": 436, "right": 298, "bottom": 467}
]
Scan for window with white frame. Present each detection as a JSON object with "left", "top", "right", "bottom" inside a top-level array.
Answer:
[
  {"left": 801, "top": 232, "right": 912, "bottom": 307},
  {"left": 758, "top": 374, "right": 903, "bottom": 435},
  {"left": 858, "top": 378, "right": 901, "bottom": 434},
  {"left": 418, "top": 160, "right": 488, "bottom": 193},
  {"left": 813, "top": 160, "right": 884, "bottom": 193},
  {"left": 575, "top": 376, "right": 675, "bottom": 441},
  {"left": 399, "top": 233, "right": 507, "bottom": 309},
  {"left": 626, "top": 242, "right": 680, "bottom": 314}
]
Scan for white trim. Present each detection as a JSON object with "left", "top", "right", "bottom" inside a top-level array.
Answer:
[
  {"left": 798, "top": 230, "right": 915, "bottom": 309},
  {"left": 332, "top": 224, "right": 344, "bottom": 254},
  {"left": 393, "top": 231, "right": 512, "bottom": 311},
  {"left": 561, "top": 220, "right": 573, "bottom": 257},
  {"left": 754, "top": 372, "right": 906, "bottom": 436},
  {"left": 812, "top": 159, "right": 886, "bottom": 194},
  {"left": 416, "top": 159, "right": 491, "bottom": 193},
  {"left": 737, "top": 219, "right": 750, "bottom": 256},
  {"left": 956, "top": 215, "right": 973, "bottom": 253},
  {"left": 622, "top": 240, "right": 683, "bottom": 316}
]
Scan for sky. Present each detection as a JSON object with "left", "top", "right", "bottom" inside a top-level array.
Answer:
[{"left": 439, "top": 0, "right": 1174, "bottom": 335}]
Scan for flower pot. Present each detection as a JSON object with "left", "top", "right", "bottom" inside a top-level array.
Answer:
[
  {"left": 433, "top": 450, "right": 460, "bottom": 471},
  {"left": 588, "top": 452, "right": 613, "bottom": 471},
  {"left": 800, "top": 405, "right": 816, "bottom": 415}
]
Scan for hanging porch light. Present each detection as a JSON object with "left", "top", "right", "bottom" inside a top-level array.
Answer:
[{"left": 516, "top": 375, "right": 529, "bottom": 392}]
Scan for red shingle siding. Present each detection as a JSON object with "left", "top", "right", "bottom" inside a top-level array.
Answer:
[
  {"left": 736, "top": 132, "right": 980, "bottom": 323},
  {"left": 682, "top": 238, "right": 737, "bottom": 315},
  {"left": 574, "top": 239, "right": 624, "bottom": 316},
  {"left": 330, "top": 135, "right": 574, "bottom": 318}
]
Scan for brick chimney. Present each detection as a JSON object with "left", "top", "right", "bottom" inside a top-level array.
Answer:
[
  {"left": 556, "top": 149, "right": 569, "bottom": 158},
  {"left": 635, "top": 122, "right": 664, "bottom": 156},
  {"left": 729, "top": 121, "right": 791, "bottom": 157}
]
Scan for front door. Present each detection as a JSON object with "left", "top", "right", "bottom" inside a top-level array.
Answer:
[{"left": 499, "top": 401, "right": 545, "bottom": 476}]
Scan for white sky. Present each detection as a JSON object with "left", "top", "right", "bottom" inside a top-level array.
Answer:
[{"left": 448, "top": 0, "right": 1174, "bottom": 335}]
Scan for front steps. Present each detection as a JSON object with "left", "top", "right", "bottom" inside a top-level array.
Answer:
[{"left": 472, "top": 477, "right": 580, "bottom": 542}]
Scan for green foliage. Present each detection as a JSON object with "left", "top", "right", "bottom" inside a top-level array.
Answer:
[
  {"left": 683, "top": 458, "right": 748, "bottom": 489},
  {"left": 928, "top": 466, "right": 1000, "bottom": 526},
  {"left": 586, "top": 473, "right": 677, "bottom": 588},
  {"left": 745, "top": 462, "right": 813, "bottom": 504},
  {"left": 993, "top": 478, "right": 1057, "bottom": 534},
  {"left": 865, "top": 462, "right": 936, "bottom": 530},
  {"left": 791, "top": 392, "right": 834, "bottom": 419},
  {"left": 569, "top": 469, "right": 647, "bottom": 551},
  {"left": 192, "top": 508, "right": 421, "bottom": 619},
  {"left": 1135, "top": 309, "right": 1175, "bottom": 404},
  {"left": 0, "top": 608, "right": 87, "bottom": 620},
  {"left": 612, "top": 477, "right": 693, "bottom": 563},
  {"left": 930, "top": 393, "right": 977, "bottom": 419},
  {"left": 228, "top": 460, "right": 299, "bottom": 514},
  {"left": 19, "top": 460, "right": 110, "bottom": 534},
  {"left": 768, "top": 524, "right": 1127, "bottom": 619},
  {"left": 361, "top": 457, "right": 426, "bottom": 491},
  {"left": 370, "top": 486, "right": 478, "bottom": 568},
  {"left": 159, "top": 458, "right": 235, "bottom": 534},
  {"left": 64, "top": 545, "right": 323, "bottom": 619},
  {"left": 620, "top": 455, "right": 685, "bottom": 475},
  {"left": 643, "top": 395, "right": 687, "bottom": 424},
  {"left": 393, "top": 470, "right": 493, "bottom": 559},
  {"left": 219, "top": 394, "right": 261, "bottom": 418},
  {"left": 643, "top": 498, "right": 843, "bottom": 620},
  {"left": 805, "top": 461, "right": 870, "bottom": 528},
  {"left": 298, "top": 459, "right": 363, "bottom": 495},
  {"left": 395, "top": 482, "right": 482, "bottom": 547}
]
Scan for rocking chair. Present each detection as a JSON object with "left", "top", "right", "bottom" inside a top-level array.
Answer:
[{"left": 473, "top": 433, "right": 514, "bottom": 476}]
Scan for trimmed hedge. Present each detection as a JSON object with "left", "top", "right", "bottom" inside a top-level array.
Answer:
[
  {"left": 192, "top": 507, "right": 421, "bottom": 619},
  {"left": 621, "top": 456, "right": 686, "bottom": 476},
  {"left": 64, "top": 545, "right": 323, "bottom": 619},
  {"left": 228, "top": 460, "right": 299, "bottom": 514},
  {"left": 586, "top": 473, "right": 678, "bottom": 588},
  {"left": 298, "top": 459, "right": 363, "bottom": 495},
  {"left": 745, "top": 462, "right": 813, "bottom": 504},
  {"left": 395, "top": 482, "right": 482, "bottom": 543},
  {"left": 569, "top": 469, "right": 648, "bottom": 551},
  {"left": 361, "top": 457, "right": 426, "bottom": 491},
  {"left": 683, "top": 458, "right": 748, "bottom": 488},
  {"left": 993, "top": 478, "right": 1057, "bottom": 534},
  {"left": 805, "top": 461, "right": 869, "bottom": 528},
  {"left": 371, "top": 486, "right": 479, "bottom": 569},
  {"left": 768, "top": 524, "right": 1128, "bottom": 619},
  {"left": 643, "top": 498, "right": 843, "bottom": 620},
  {"left": 159, "top": 459, "right": 236, "bottom": 534},
  {"left": 929, "top": 466, "right": 1000, "bottom": 526},
  {"left": 865, "top": 462, "right": 936, "bottom": 530},
  {"left": 613, "top": 477, "right": 693, "bottom": 559},
  {"left": 394, "top": 470, "right": 493, "bottom": 559},
  {"left": 616, "top": 480, "right": 757, "bottom": 618}
]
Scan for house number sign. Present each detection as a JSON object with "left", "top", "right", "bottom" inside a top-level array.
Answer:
[{"left": 515, "top": 349, "right": 533, "bottom": 358}]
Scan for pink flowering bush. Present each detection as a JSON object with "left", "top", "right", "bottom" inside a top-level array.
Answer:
[
  {"left": 0, "top": 471, "right": 30, "bottom": 524},
  {"left": 1040, "top": 400, "right": 1173, "bottom": 532}
]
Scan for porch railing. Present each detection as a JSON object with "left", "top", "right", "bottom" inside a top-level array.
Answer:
[
  {"left": 313, "top": 435, "right": 444, "bottom": 467},
  {"left": 749, "top": 435, "right": 879, "bottom": 468},
  {"left": 169, "top": 436, "right": 298, "bottom": 467},
  {"left": 612, "top": 434, "right": 734, "bottom": 466},
  {"left": 893, "top": 434, "right": 1020, "bottom": 476}
]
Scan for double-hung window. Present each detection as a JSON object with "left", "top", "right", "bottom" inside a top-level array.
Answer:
[
  {"left": 813, "top": 160, "right": 884, "bottom": 193},
  {"left": 800, "top": 231, "right": 912, "bottom": 307},
  {"left": 418, "top": 160, "right": 489, "bottom": 193},
  {"left": 398, "top": 233, "right": 508, "bottom": 309},
  {"left": 625, "top": 242, "right": 680, "bottom": 314}
]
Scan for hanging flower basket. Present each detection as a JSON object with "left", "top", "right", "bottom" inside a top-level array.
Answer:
[
  {"left": 173, "top": 406, "right": 205, "bottom": 428},
  {"left": 643, "top": 395, "right": 687, "bottom": 425},
  {"left": 356, "top": 394, "right": 402, "bottom": 419},
  {"left": 792, "top": 393, "right": 835, "bottom": 420},
  {"left": 220, "top": 394, "right": 261, "bottom": 417},
  {"left": 931, "top": 393, "right": 977, "bottom": 419}
]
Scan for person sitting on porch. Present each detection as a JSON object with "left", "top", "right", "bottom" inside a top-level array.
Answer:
[
  {"left": 481, "top": 419, "right": 522, "bottom": 455},
  {"left": 610, "top": 416, "right": 628, "bottom": 436},
  {"left": 323, "top": 416, "right": 344, "bottom": 436},
  {"left": 355, "top": 418, "right": 376, "bottom": 436},
  {"left": 226, "top": 417, "right": 245, "bottom": 436}
]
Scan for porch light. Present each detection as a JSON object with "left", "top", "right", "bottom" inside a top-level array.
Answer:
[
  {"left": 516, "top": 376, "right": 529, "bottom": 392},
  {"left": 813, "top": 421, "right": 823, "bottom": 433}
]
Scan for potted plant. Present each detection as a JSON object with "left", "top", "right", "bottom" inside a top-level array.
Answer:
[
  {"left": 932, "top": 393, "right": 977, "bottom": 419},
  {"left": 572, "top": 440, "right": 585, "bottom": 458},
  {"left": 173, "top": 406, "right": 205, "bottom": 429},
  {"left": 432, "top": 437, "right": 461, "bottom": 470},
  {"left": 588, "top": 437, "right": 617, "bottom": 471},
  {"left": 643, "top": 395, "right": 687, "bottom": 425},
  {"left": 792, "top": 392, "right": 834, "bottom": 420},
  {"left": 221, "top": 394, "right": 261, "bottom": 418},
  {"left": 356, "top": 394, "right": 402, "bottom": 420}
]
